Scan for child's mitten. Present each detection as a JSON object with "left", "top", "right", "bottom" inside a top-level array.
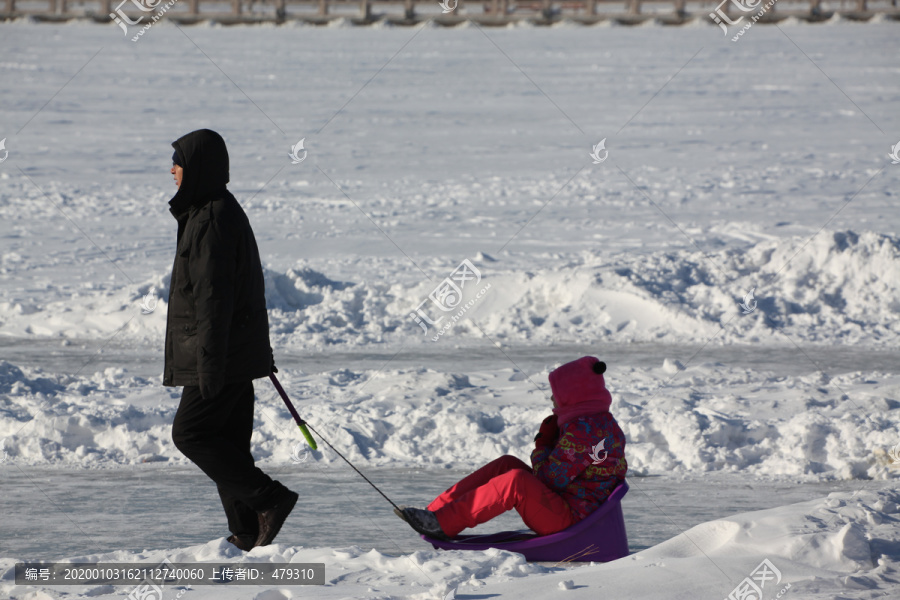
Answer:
[{"left": 534, "top": 414, "right": 560, "bottom": 448}]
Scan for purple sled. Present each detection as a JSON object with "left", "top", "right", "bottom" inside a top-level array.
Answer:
[{"left": 421, "top": 480, "right": 629, "bottom": 563}]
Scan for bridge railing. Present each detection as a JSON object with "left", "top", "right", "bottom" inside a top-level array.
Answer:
[{"left": 4, "top": 0, "right": 898, "bottom": 20}]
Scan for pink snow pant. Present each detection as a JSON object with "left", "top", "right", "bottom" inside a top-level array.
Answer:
[{"left": 427, "top": 455, "right": 576, "bottom": 538}]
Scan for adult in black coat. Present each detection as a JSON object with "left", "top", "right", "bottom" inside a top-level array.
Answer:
[{"left": 165, "top": 129, "right": 297, "bottom": 551}]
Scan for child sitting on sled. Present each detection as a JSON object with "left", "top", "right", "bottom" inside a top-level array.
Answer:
[{"left": 395, "top": 356, "right": 627, "bottom": 540}]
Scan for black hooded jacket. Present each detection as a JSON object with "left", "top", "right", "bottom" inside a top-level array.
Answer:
[{"left": 163, "top": 129, "right": 272, "bottom": 396}]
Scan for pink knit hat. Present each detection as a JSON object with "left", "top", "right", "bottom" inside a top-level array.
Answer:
[{"left": 549, "top": 356, "right": 611, "bottom": 424}]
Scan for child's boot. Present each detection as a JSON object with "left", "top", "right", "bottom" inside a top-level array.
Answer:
[{"left": 394, "top": 507, "right": 450, "bottom": 540}]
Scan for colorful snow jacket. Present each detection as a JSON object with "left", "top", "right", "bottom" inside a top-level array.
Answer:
[{"left": 530, "top": 411, "right": 627, "bottom": 521}]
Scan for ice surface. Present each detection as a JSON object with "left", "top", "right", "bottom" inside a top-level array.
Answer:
[
  {"left": 1, "top": 484, "right": 898, "bottom": 600},
  {"left": 1, "top": 23, "right": 898, "bottom": 351}
]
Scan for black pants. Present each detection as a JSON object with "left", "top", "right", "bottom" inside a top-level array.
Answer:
[{"left": 172, "top": 381, "right": 289, "bottom": 538}]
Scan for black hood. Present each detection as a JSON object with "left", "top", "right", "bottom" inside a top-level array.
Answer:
[{"left": 169, "top": 129, "right": 230, "bottom": 216}]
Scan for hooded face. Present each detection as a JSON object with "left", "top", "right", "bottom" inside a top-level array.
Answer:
[
  {"left": 169, "top": 129, "right": 229, "bottom": 210},
  {"left": 170, "top": 163, "right": 183, "bottom": 188}
]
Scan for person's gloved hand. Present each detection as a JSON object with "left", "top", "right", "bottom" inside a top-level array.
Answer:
[
  {"left": 199, "top": 372, "right": 224, "bottom": 400},
  {"left": 534, "top": 414, "right": 560, "bottom": 449},
  {"left": 271, "top": 350, "right": 278, "bottom": 374}
]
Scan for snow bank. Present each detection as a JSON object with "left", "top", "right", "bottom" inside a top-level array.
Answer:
[
  {"left": 3, "top": 487, "right": 898, "bottom": 599},
  {"left": 472, "top": 486, "right": 900, "bottom": 600},
  {"left": 4, "top": 229, "right": 900, "bottom": 348},
  {"left": 255, "top": 229, "right": 900, "bottom": 347},
  {"left": 2, "top": 360, "right": 899, "bottom": 480}
]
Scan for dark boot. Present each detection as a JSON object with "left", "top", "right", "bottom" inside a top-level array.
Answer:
[
  {"left": 227, "top": 534, "right": 257, "bottom": 552},
  {"left": 255, "top": 491, "right": 299, "bottom": 547},
  {"left": 394, "top": 506, "right": 450, "bottom": 540}
]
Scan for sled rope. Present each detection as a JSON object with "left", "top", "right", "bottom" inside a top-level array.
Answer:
[{"left": 269, "top": 373, "right": 402, "bottom": 513}]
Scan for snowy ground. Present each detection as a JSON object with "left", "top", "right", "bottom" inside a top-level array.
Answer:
[
  {"left": 1, "top": 480, "right": 898, "bottom": 599},
  {"left": 1, "top": 15, "right": 899, "bottom": 600}
]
